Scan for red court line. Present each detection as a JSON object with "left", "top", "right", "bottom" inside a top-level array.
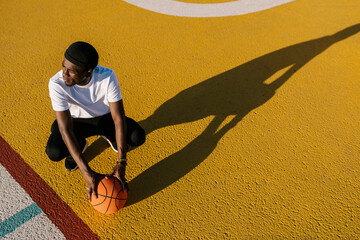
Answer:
[{"left": 0, "top": 136, "right": 100, "bottom": 240}]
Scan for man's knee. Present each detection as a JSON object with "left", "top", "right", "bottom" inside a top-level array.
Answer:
[
  {"left": 129, "top": 128, "right": 146, "bottom": 147},
  {"left": 45, "top": 143, "right": 65, "bottom": 162},
  {"left": 50, "top": 120, "right": 59, "bottom": 133}
]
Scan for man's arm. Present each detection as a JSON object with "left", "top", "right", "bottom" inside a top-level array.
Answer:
[
  {"left": 108, "top": 100, "right": 128, "bottom": 189},
  {"left": 54, "top": 110, "right": 100, "bottom": 200},
  {"left": 109, "top": 100, "right": 127, "bottom": 160}
]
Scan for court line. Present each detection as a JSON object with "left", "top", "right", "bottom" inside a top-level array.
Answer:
[
  {"left": 0, "top": 136, "right": 100, "bottom": 240},
  {"left": 0, "top": 203, "right": 42, "bottom": 238},
  {"left": 123, "top": 0, "right": 295, "bottom": 17}
]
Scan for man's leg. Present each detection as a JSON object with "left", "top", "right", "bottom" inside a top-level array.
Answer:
[
  {"left": 98, "top": 113, "right": 146, "bottom": 150},
  {"left": 127, "top": 117, "right": 146, "bottom": 147},
  {"left": 45, "top": 114, "right": 145, "bottom": 163},
  {"left": 45, "top": 118, "right": 100, "bottom": 171},
  {"left": 45, "top": 120, "right": 88, "bottom": 162}
]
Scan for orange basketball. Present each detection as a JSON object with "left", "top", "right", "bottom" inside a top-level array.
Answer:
[{"left": 90, "top": 177, "right": 127, "bottom": 214}]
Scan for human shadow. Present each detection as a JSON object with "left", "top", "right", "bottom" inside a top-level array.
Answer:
[
  {"left": 126, "top": 24, "right": 360, "bottom": 206},
  {"left": 83, "top": 137, "right": 138, "bottom": 163},
  {"left": 83, "top": 138, "right": 109, "bottom": 163}
]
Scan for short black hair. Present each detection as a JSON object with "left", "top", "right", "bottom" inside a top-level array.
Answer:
[{"left": 64, "top": 41, "right": 99, "bottom": 69}]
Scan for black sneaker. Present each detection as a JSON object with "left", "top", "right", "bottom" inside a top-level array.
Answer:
[
  {"left": 101, "top": 135, "right": 118, "bottom": 153},
  {"left": 65, "top": 141, "right": 88, "bottom": 171}
]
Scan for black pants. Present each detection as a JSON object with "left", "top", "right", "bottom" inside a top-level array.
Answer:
[{"left": 45, "top": 113, "right": 145, "bottom": 162}]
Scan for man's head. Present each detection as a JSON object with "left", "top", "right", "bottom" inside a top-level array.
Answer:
[{"left": 62, "top": 41, "right": 99, "bottom": 86}]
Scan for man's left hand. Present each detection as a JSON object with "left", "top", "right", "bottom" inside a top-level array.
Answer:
[{"left": 107, "top": 161, "right": 128, "bottom": 191}]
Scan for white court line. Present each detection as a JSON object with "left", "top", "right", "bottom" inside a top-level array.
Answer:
[
  {"left": 0, "top": 164, "right": 34, "bottom": 221},
  {"left": 0, "top": 164, "right": 65, "bottom": 239},
  {"left": 123, "top": 0, "right": 295, "bottom": 17}
]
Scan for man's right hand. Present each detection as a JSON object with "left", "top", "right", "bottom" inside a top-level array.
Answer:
[
  {"left": 84, "top": 170, "right": 103, "bottom": 202},
  {"left": 55, "top": 110, "right": 103, "bottom": 201}
]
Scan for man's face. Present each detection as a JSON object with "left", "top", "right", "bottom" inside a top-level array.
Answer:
[{"left": 62, "top": 58, "right": 91, "bottom": 86}]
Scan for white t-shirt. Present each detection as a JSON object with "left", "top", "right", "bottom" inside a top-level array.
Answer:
[{"left": 49, "top": 65, "right": 122, "bottom": 118}]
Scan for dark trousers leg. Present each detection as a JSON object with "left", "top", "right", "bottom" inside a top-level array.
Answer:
[
  {"left": 98, "top": 114, "right": 146, "bottom": 147},
  {"left": 45, "top": 113, "right": 145, "bottom": 161}
]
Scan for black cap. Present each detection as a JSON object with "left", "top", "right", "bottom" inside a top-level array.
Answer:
[{"left": 64, "top": 41, "right": 99, "bottom": 69}]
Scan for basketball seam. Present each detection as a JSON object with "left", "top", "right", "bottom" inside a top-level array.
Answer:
[
  {"left": 104, "top": 178, "right": 116, "bottom": 214},
  {"left": 91, "top": 180, "right": 108, "bottom": 207},
  {"left": 97, "top": 193, "right": 126, "bottom": 200},
  {"left": 115, "top": 187, "right": 127, "bottom": 210}
]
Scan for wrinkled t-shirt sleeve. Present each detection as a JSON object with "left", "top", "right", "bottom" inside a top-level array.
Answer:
[
  {"left": 107, "top": 71, "right": 122, "bottom": 103},
  {"left": 49, "top": 81, "right": 69, "bottom": 111}
]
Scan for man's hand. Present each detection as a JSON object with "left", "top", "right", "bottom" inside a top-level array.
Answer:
[
  {"left": 107, "top": 161, "right": 127, "bottom": 191},
  {"left": 84, "top": 171, "right": 104, "bottom": 202},
  {"left": 55, "top": 110, "right": 103, "bottom": 201}
]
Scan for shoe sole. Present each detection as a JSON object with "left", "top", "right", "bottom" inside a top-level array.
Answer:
[
  {"left": 101, "top": 135, "right": 118, "bottom": 153},
  {"left": 66, "top": 165, "right": 78, "bottom": 172}
]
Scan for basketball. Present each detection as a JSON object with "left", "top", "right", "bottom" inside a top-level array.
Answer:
[{"left": 90, "top": 177, "right": 127, "bottom": 214}]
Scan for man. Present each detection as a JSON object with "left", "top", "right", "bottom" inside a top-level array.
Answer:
[{"left": 46, "top": 41, "right": 145, "bottom": 201}]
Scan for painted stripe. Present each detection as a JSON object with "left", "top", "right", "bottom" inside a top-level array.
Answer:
[
  {"left": 0, "top": 136, "right": 100, "bottom": 240},
  {"left": 123, "top": 0, "right": 295, "bottom": 17},
  {"left": 3, "top": 212, "right": 65, "bottom": 240},
  {"left": 0, "top": 164, "right": 65, "bottom": 239},
  {"left": 0, "top": 164, "right": 34, "bottom": 221},
  {"left": 0, "top": 203, "right": 42, "bottom": 238}
]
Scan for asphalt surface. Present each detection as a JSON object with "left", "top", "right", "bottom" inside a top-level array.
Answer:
[{"left": 0, "top": 0, "right": 359, "bottom": 239}]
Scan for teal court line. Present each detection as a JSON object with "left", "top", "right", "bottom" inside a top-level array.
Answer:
[{"left": 0, "top": 202, "right": 42, "bottom": 238}]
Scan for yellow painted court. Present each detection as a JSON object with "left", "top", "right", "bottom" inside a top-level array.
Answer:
[{"left": 0, "top": 0, "right": 359, "bottom": 238}]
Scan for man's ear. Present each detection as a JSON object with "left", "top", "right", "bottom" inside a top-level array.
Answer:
[{"left": 86, "top": 69, "right": 93, "bottom": 77}]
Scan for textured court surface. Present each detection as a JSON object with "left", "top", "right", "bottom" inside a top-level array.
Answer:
[
  {"left": 0, "top": 164, "right": 65, "bottom": 239},
  {"left": 0, "top": 0, "right": 359, "bottom": 239}
]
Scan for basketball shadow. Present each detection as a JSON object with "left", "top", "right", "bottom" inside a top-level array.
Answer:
[{"left": 125, "top": 24, "right": 360, "bottom": 206}]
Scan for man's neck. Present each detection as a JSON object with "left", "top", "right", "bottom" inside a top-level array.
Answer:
[{"left": 77, "top": 75, "right": 92, "bottom": 86}]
